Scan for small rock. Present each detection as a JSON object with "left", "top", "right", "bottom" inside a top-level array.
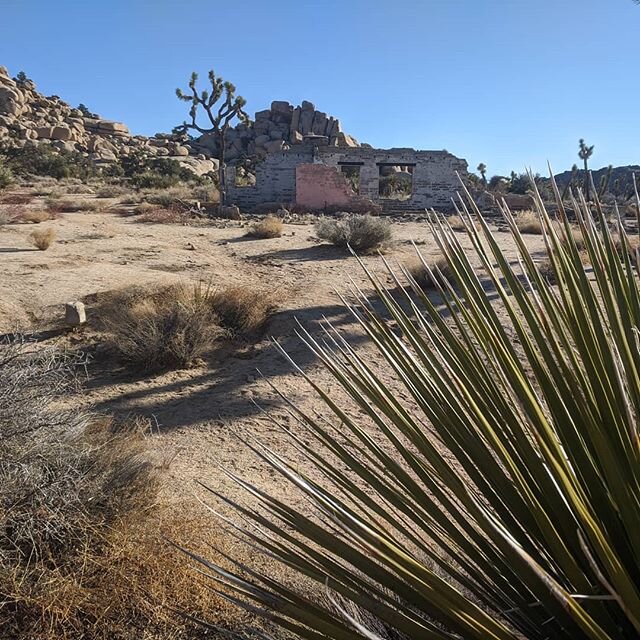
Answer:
[
  {"left": 65, "top": 301, "right": 86, "bottom": 326},
  {"left": 186, "top": 242, "right": 196, "bottom": 251}
]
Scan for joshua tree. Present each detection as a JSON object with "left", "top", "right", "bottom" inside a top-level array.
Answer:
[
  {"left": 477, "top": 162, "right": 487, "bottom": 187},
  {"left": 175, "top": 70, "right": 250, "bottom": 205},
  {"left": 578, "top": 138, "right": 595, "bottom": 201}
]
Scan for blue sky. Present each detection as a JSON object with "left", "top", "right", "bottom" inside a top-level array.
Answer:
[{"left": 1, "top": 0, "right": 638, "bottom": 176}]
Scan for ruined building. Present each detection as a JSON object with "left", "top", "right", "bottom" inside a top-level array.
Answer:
[{"left": 226, "top": 141, "right": 468, "bottom": 212}]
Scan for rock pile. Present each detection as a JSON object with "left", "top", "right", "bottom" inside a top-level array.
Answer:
[
  {"left": 190, "top": 99, "right": 360, "bottom": 163},
  {"left": 0, "top": 66, "right": 361, "bottom": 176},
  {"left": 0, "top": 66, "right": 216, "bottom": 176}
]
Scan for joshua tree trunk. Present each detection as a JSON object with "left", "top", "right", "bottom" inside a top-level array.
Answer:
[
  {"left": 219, "top": 127, "right": 227, "bottom": 206},
  {"left": 583, "top": 156, "right": 590, "bottom": 202}
]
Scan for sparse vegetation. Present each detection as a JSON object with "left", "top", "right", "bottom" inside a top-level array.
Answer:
[
  {"left": 99, "top": 282, "right": 278, "bottom": 371},
  {"left": 315, "top": 214, "right": 392, "bottom": 253},
  {"left": 405, "top": 255, "right": 455, "bottom": 289},
  {"left": 5, "top": 145, "right": 96, "bottom": 180},
  {"left": 12, "top": 208, "right": 59, "bottom": 224},
  {"left": 135, "top": 204, "right": 194, "bottom": 225},
  {"left": 514, "top": 209, "right": 543, "bottom": 233},
  {"left": 0, "top": 339, "right": 226, "bottom": 639},
  {"left": 29, "top": 227, "right": 56, "bottom": 250},
  {"left": 0, "top": 162, "right": 14, "bottom": 190},
  {"left": 46, "top": 197, "right": 103, "bottom": 213},
  {"left": 195, "top": 188, "right": 640, "bottom": 640},
  {"left": 100, "top": 283, "right": 223, "bottom": 371},
  {"left": 0, "top": 192, "right": 33, "bottom": 204},
  {"left": 209, "top": 285, "right": 279, "bottom": 337},
  {"left": 246, "top": 215, "right": 283, "bottom": 238},
  {"left": 446, "top": 214, "right": 466, "bottom": 231}
]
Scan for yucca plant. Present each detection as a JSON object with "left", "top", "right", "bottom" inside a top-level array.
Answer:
[{"left": 189, "top": 178, "right": 640, "bottom": 639}]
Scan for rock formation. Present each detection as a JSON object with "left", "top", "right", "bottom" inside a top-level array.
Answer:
[{"left": 0, "top": 66, "right": 361, "bottom": 178}]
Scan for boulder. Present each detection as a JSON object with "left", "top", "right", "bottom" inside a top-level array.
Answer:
[
  {"left": 51, "top": 125, "right": 72, "bottom": 141},
  {"left": 301, "top": 100, "right": 315, "bottom": 111},
  {"left": 65, "top": 302, "right": 86, "bottom": 326},
  {"left": 299, "top": 108, "right": 314, "bottom": 135},
  {"left": 36, "top": 126, "right": 54, "bottom": 139}
]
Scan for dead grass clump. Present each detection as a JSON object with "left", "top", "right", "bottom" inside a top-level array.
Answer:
[
  {"left": 406, "top": 256, "right": 455, "bottom": 290},
  {"left": 447, "top": 214, "right": 466, "bottom": 231},
  {"left": 613, "top": 233, "right": 640, "bottom": 261},
  {"left": 46, "top": 197, "right": 102, "bottom": 213},
  {"left": 135, "top": 205, "right": 193, "bottom": 225},
  {"left": 96, "top": 184, "right": 130, "bottom": 198},
  {"left": 143, "top": 186, "right": 193, "bottom": 207},
  {"left": 16, "top": 208, "right": 59, "bottom": 223},
  {"left": 209, "top": 285, "right": 279, "bottom": 338},
  {"left": 246, "top": 215, "right": 284, "bottom": 239},
  {"left": 0, "top": 193, "right": 33, "bottom": 205},
  {"left": 315, "top": 214, "right": 392, "bottom": 253},
  {"left": 100, "top": 283, "right": 223, "bottom": 371},
  {"left": 0, "top": 339, "right": 226, "bottom": 639},
  {"left": 514, "top": 210, "right": 543, "bottom": 234},
  {"left": 29, "top": 227, "right": 57, "bottom": 250}
]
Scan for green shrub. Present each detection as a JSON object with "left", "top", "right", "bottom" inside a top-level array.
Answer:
[
  {"left": 194, "top": 186, "right": 640, "bottom": 639},
  {"left": 315, "top": 214, "right": 392, "bottom": 253},
  {"left": 6, "top": 145, "right": 95, "bottom": 180},
  {"left": 0, "top": 160, "right": 13, "bottom": 190}
]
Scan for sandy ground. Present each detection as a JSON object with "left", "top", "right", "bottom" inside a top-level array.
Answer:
[{"left": 0, "top": 194, "right": 547, "bottom": 564}]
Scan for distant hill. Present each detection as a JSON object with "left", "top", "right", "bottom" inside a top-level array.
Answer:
[{"left": 552, "top": 165, "right": 640, "bottom": 198}]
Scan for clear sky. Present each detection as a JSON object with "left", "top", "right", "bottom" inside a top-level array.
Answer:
[{"left": 1, "top": 0, "right": 638, "bottom": 176}]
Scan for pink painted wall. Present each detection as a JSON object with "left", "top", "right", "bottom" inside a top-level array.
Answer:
[{"left": 295, "top": 164, "right": 357, "bottom": 210}]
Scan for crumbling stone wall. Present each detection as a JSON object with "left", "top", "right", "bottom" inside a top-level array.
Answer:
[
  {"left": 227, "top": 143, "right": 467, "bottom": 211},
  {"left": 295, "top": 164, "right": 358, "bottom": 209},
  {"left": 316, "top": 147, "right": 467, "bottom": 210}
]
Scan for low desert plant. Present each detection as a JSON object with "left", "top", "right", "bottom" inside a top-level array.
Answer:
[
  {"left": 12, "top": 208, "right": 59, "bottom": 223},
  {"left": 208, "top": 285, "right": 279, "bottom": 337},
  {"left": 46, "top": 197, "right": 102, "bottom": 213},
  {"left": 0, "top": 339, "right": 226, "bottom": 638},
  {"left": 142, "top": 185, "right": 194, "bottom": 207},
  {"left": 100, "top": 282, "right": 223, "bottom": 371},
  {"left": 0, "top": 162, "right": 13, "bottom": 190},
  {"left": 135, "top": 205, "right": 193, "bottom": 225},
  {"left": 446, "top": 213, "right": 467, "bottom": 230},
  {"left": 29, "top": 227, "right": 56, "bottom": 250},
  {"left": 0, "top": 192, "right": 32, "bottom": 205},
  {"left": 95, "top": 184, "right": 129, "bottom": 198},
  {"left": 193, "top": 184, "right": 640, "bottom": 639},
  {"left": 315, "top": 214, "right": 392, "bottom": 253},
  {"left": 405, "top": 255, "right": 455, "bottom": 289},
  {"left": 246, "top": 215, "right": 284, "bottom": 239},
  {"left": 514, "top": 209, "right": 543, "bottom": 233}
]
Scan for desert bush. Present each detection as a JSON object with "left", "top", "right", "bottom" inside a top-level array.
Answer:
[
  {"left": 0, "top": 339, "right": 224, "bottom": 638},
  {"left": 96, "top": 184, "right": 130, "bottom": 198},
  {"left": 11, "top": 208, "right": 59, "bottom": 223},
  {"left": 5, "top": 145, "right": 96, "bottom": 180},
  {"left": 405, "top": 255, "right": 455, "bottom": 289},
  {"left": 446, "top": 214, "right": 466, "bottom": 230},
  {"left": 29, "top": 227, "right": 56, "bottom": 250},
  {"left": 0, "top": 162, "right": 13, "bottom": 190},
  {"left": 0, "top": 192, "right": 31, "bottom": 205},
  {"left": 208, "top": 285, "right": 278, "bottom": 337},
  {"left": 135, "top": 205, "right": 193, "bottom": 225},
  {"left": 142, "top": 185, "right": 194, "bottom": 207},
  {"left": 315, "top": 214, "right": 392, "bottom": 253},
  {"left": 194, "top": 186, "right": 640, "bottom": 639},
  {"left": 46, "top": 197, "right": 102, "bottom": 213},
  {"left": 514, "top": 209, "right": 543, "bottom": 233},
  {"left": 100, "top": 283, "right": 223, "bottom": 371},
  {"left": 246, "top": 215, "right": 284, "bottom": 239}
]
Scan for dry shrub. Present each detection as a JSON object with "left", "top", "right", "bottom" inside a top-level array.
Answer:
[
  {"left": 96, "top": 184, "right": 130, "bottom": 198},
  {"left": 446, "top": 214, "right": 466, "bottom": 231},
  {"left": 0, "top": 193, "right": 33, "bottom": 205},
  {"left": 135, "top": 205, "right": 193, "bottom": 225},
  {"left": 209, "top": 285, "right": 279, "bottom": 337},
  {"left": 613, "top": 233, "right": 640, "bottom": 260},
  {"left": 100, "top": 283, "right": 223, "bottom": 371},
  {"left": 0, "top": 339, "right": 227, "bottom": 639},
  {"left": 315, "top": 214, "right": 392, "bottom": 253},
  {"left": 46, "top": 197, "right": 102, "bottom": 213},
  {"left": 514, "top": 210, "right": 543, "bottom": 234},
  {"left": 246, "top": 215, "right": 284, "bottom": 239},
  {"left": 405, "top": 256, "right": 455, "bottom": 290},
  {"left": 29, "top": 227, "right": 57, "bottom": 250},
  {"left": 15, "top": 208, "right": 59, "bottom": 223},
  {"left": 539, "top": 250, "right": 590, "bottom": 285},
  {"left": 142, "top": 186, "right": 193, "bottom": 207}
]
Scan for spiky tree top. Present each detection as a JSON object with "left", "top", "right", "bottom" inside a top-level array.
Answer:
[
  {"left": 175, "top": 71, "right": 250, "bottom": 136},
  {"left": 578, "top": 138, "right": 594, "bottom": 162}
]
